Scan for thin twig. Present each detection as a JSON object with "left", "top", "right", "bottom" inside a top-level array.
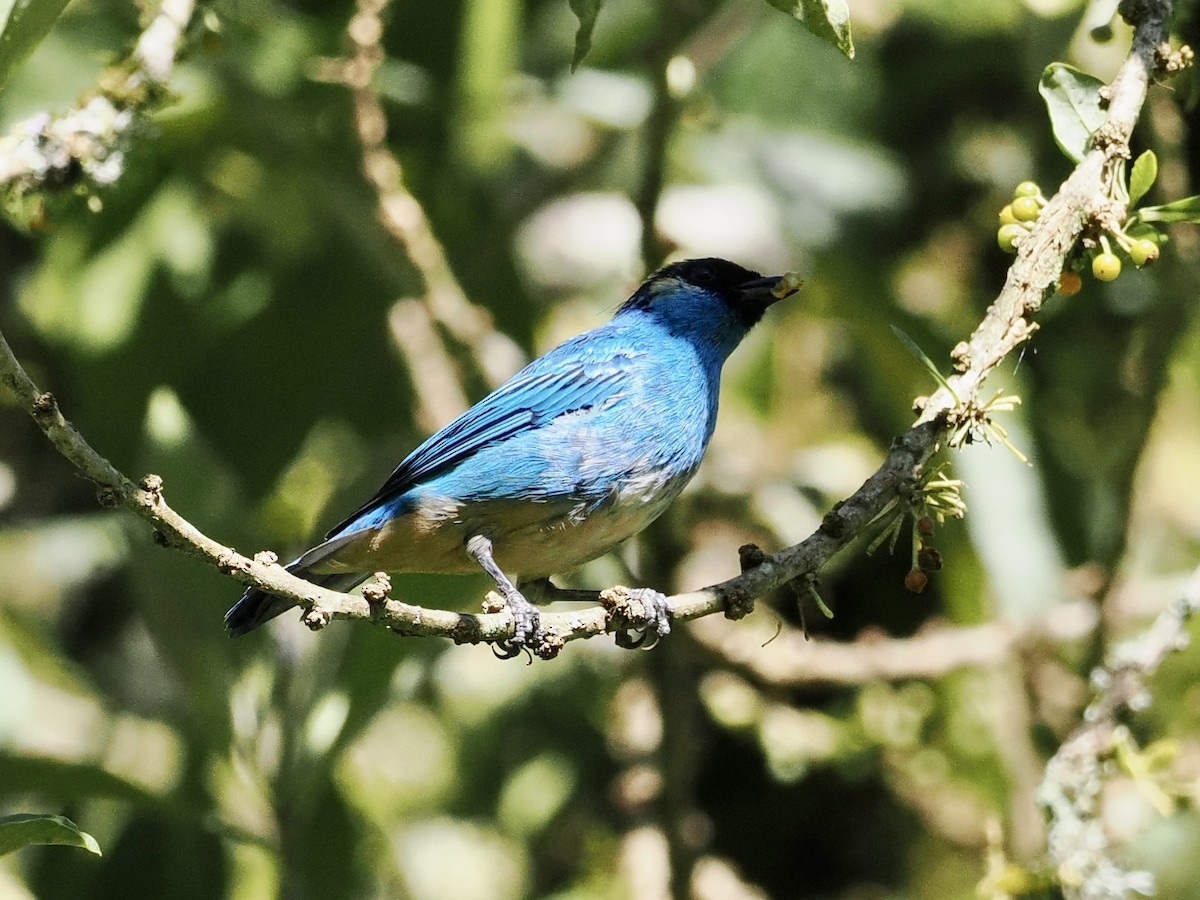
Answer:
[
  {"left": 388, "top": 299, "right": 471, "bottom": 432},
  {"left": 312, "top": 0, "right": 524, "bottom": 390}
]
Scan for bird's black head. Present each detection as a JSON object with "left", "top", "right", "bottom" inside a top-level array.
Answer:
[{"left": 620, "top": 257, "right": 788, "bottom": 328}]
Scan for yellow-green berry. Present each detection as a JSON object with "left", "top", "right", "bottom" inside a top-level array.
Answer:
[
  {"left": 999, "top": 204, "right": 1018, "bottom": 226},
  {"left": 1092, "top": 252, "right": 1121, "bottom": 281},
  {"left": 997, "top": 223, "right": 1025, "bottom": 253},
  {"left": 1129, "top": 239, "right": 1160, "bottom": 267},
  {"left": 1010, "top": 196, "right": 1040, "bottom": 222},
  {"left": 1013, "top": 181, "right": 1041, "bottom": 199}
]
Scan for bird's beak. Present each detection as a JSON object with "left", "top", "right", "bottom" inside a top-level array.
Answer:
[{"left": 738, "top": 272, "right": 802, "bottom": 312}]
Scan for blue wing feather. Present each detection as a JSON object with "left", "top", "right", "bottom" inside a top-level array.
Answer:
[{"left": 325, "top": 340, "right": 636, "bottom": 539}]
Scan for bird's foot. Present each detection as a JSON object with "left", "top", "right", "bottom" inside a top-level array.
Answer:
[
  {"left": 602, "top": 586, "right": 673, "bottom": 650},
  {"left": 490, "top": 589, "right": 542, "bottom": 660},
  {"left": 467, "top": 535, "right": 547, "bottom": 660}
]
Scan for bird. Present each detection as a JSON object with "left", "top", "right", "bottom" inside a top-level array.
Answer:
[{"left": 226, "top": 257, "right": 794, "bottom": 655}]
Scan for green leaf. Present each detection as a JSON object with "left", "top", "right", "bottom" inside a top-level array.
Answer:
[
  {"left": 0, "top": 814, "right": 101, "bottom": 857},
  {"left": 1134, "top": 195, "right": 1200, "bottom": 224},
  {"left": 765, "top": 0, "right": 855, "bottom": 59},
  {"left": 0, "top": 0, "right": 76, "bottom": 93},
  {"left": 1128, "top": 150, "right": 1158, "bottom": 206},
  {"left": 567, "top": 0, "right": 602, "bottom": 72},
  {"left": 1038, "top": 63, "right": 1106, "bottom": 163}
]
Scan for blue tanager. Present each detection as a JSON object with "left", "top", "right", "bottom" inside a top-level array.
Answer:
[{"left": 226, "top": 258, "right": 792, "bottom": 654}]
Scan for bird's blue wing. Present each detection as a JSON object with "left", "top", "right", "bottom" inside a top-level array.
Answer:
[{"left": 324, "top": 345, "right": 634, "bottom": 538}]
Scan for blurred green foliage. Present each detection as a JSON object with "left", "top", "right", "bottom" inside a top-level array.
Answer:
[{"left": 2, "top": 0, "right": 1200, "bottom": 897}]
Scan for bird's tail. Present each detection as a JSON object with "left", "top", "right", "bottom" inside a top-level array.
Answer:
[{"left": 225, "top": 564, "right": 366, "bottom": 637}]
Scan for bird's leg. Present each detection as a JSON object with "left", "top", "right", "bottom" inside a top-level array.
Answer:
[
  {"left": 524, "top": 579, "right": 672, "bottom": 650},
  {"left": 466, "top": 535, "right": 540, "bottom": 658},
  {"left": 521, "top": 579, "right": 598, "bottom": 603}
]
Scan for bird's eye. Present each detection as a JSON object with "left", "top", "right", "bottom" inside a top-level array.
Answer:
[{"left": 692, "top": 265, "right": 715, "bottom": 284}]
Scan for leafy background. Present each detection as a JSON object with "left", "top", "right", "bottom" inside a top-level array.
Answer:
[{"left": 1, "top": 0, "right": 1200, "bottom": 897}]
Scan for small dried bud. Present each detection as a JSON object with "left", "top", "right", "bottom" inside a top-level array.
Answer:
[
  {"left": 918, "top": 547, "right": 943, "bottom": 572},
  {"left": 1058, "top": 270, "right": 1082, "bottom": 296},
  {"left": 950, "top": 341, "right": 971, "bottom": 369},
  {"left": 916, "top": 516, "right": 935, "bottom": 537},
  {"left": 303, "top": 609, "right": 330, "bottom": 631},
  {"left": 820, "top": 507, "right": 849, "bottom": 538},
  {"left": 32, "top": 392, "right": 56, "bottom": 415},
  {"left": 904, "top": 569, "right": 929, "bottom": 593},
  {"left": 738, "top": 544, "right": 766, "bottom": 572},
  {"left": 362, "top": 573, "right": 392, "bottom": 603}
]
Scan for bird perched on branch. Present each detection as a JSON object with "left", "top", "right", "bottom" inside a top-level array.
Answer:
[{"left": 226, "top": 257, "right": 796, "bottom": 655}]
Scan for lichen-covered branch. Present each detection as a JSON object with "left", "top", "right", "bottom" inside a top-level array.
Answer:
[
  {"left": 0, "top": 0, "right": 196, "bottom": 196},
  {"left": 919, "top": 0, "right": 1169, "bottom": 421},
  {"left": 1039, "top": 566, "right": 1200, "bottom": 899},
  {"left": 132, "top": 0, "right": 195, "bottom": 85}
]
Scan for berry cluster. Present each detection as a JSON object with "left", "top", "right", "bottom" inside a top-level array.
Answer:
[
  {"left": 996, "top": 181, "right": 1046, "bottom": 254},
  {"left": 996, "top": 180, "right": 1164, "bottom": 293}
]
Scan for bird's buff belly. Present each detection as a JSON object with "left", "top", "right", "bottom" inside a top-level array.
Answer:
[{"left": 310, "top": 470, "right": 690, "bottom": 578}]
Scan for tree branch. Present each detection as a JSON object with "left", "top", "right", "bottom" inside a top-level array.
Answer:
[
  {"left": 688, "top": 599, "right": 1099, "bottom": 687},
  {"left": 1039, "top": 564, "right": 1200, "bottom": 899},
  {"left": 0, "top": 1, "right": 1177, "bottom": 660},
  {"left": 0, "top": 0, "right": 196, "bottom": 195},
  {"left": 133, "top": 0, "right": 195, "bottom": 85},
  {"left": 919, "top": 1, "right": 1168, "bottom": 423},
  {"left": 311, "top": 0, "right": 525, "bottom": 392}
]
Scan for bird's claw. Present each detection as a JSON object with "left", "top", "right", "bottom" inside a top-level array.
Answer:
[
  {"left": 613, "top": 588, "right": 672, "bottom": 650},
  {"left": 491, "top": 590, "right": 541, "bottom": 661},
  {"left": 615, "top": 628, "right": 654, "bottom": 650},
  {"left": 491, "top": 640, "right": 531, "bottom": 662}
]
